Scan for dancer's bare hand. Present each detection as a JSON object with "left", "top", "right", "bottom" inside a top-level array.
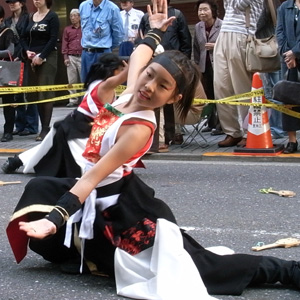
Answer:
[
  {"left": 19, "top": 219, "right": 57, "bottom": 239},
  {"left": 147, "top": 0, "right": 175, "bottom": 32}
]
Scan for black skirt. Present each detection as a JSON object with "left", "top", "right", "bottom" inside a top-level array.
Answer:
[
  {"left": 34, "top": 110, "right": 93, "bottom": 177},
  {"left": 6, "top": 172, "right": 262, "bottom": 296}
]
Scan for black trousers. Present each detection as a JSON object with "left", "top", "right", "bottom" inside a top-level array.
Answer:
[{"left": 2, "top": 94, "right": 15, "bottom": 134}]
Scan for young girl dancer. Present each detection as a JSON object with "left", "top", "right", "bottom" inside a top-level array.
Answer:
[{"left": 7, "top": 1, "right": 300, "bottom": 299}]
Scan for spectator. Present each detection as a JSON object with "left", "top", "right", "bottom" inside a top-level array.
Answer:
[
  {"left": 276, "top": 0, "right": 300, "bottom": 154},
  {"left": 256, "top": 0, "right": 284, "bottom": 140},
  {"left": 4, "top": 0, "right": 33, "bottom": 137},
  {"left": 79, "top": 0, "right": 124, "bottom": 83},
  {"left": 139, "top": 0, "right": 192, "bottom": 151},
  {"left": 193, "top": 0, "right": 223, "bottom": 136},
  {"left": 214, "top": 0, "right": 264, "bottom": 147},
  {"left": 0, "top": 5, "right": 15, "bottom": 142},
  {"left": 62, "top": 8, "right": 83, "bottom": 108},
  {"left": 118, "top": 0, "right": 143, "bottom": 57},
  {"left": 20, "top": 0, "right": 59, "bottom": 141}
]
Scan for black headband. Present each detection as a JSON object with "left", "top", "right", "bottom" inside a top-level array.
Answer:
[{"left": 152, "top": 55, "right": 185, "bottom": 94}]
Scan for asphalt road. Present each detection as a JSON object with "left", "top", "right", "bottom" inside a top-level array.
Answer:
[{"left": 1, "top": 160, "right": 300, "bottom": 300}]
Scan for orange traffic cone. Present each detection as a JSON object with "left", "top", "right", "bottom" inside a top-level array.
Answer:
[{"left": 234, "top": 73, "right": 284, "bottom": 155}]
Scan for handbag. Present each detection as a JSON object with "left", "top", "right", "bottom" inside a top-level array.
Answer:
[
  {"left": 273, "top": 68, "right": 300, "bottom": 104},
  {"left": 245, "top": 0, "right": 280, "bottom": 73},
  {"left": 0, "top": 60, "right": 24, "bottom": 86},
  {"left": 0, "top": 28, "right": 24, "bottom": 87}
]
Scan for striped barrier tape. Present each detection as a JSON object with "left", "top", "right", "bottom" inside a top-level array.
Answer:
[{"left": 0, "top": 85, "right": 299, "bottom": 119}]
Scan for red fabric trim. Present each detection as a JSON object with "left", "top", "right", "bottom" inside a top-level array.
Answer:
[
  {"left": 122, "top": 120, "right": 155, "bottom": 175},
  {"left": 78, "top": 82, "right": 104, "bottom": 114},
  {"left": 6, "top": 215, "right": 30, "bottom": 263}
]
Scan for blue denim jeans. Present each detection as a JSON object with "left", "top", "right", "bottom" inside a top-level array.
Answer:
[
  {"left": 260, "top": 71, "right": 286, "bottom": 138},
  {"left": 81, "top": 49, "right": 111, "bottom": 83},
  {"left": 14, "top": 93, "right": 38, "bottom": 133}
]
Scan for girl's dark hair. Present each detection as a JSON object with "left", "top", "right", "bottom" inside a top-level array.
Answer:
[
  {"left": 156, "top": 50, "right": 200, "bottom": 122},
  {"left": 0, "top": 6, "right": 5, "bottom": 19},
  {"left": 45, "top": 0, "right": 53, "bottom": 9},
  {"left": 196, "top": 0, "right": 218, "bottom": 19},
  {"left": 84, "top": 53, "right": 124, "bottom": 88}
]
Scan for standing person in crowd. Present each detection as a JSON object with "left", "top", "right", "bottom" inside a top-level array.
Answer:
[
  {"left": 193, "top": 0, "right": 223, "bottom": 136},
  {"left": 4, "top": 0, "right": 32, "bottom": 137},
  {"left": 62, "top": 8, "right": 82, "bottom": 108},
  {"left": 20, "top": 0, "right": 59, "bottom": 141},
  {"left": 256, "top": 0, "right": 285, "bottom": 140},
  {"left": 138, "top": 0, "right": 192, "bottom": 151},
  {"left": 1, "top": 53, "right": 128, "bottom": 176},
  {"left": 276, "top": 0, "right": 300, "bottom": 154},
  {"left": 79, "top": 0, "right": 124, "bottom": 83},
  {"left": 119, "top": 0, "right": 143, "bottom": 57},
  {"left": 214, "top": 0, "right": 264, "bottom": 147},
  {"left": 0, "top": 5, "right": 15, "bottom": 142},
  {"left": 7, "top": 2, "right": 300, "bottom": 299}
]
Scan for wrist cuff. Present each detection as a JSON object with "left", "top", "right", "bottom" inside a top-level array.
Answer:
[
  {"left": 139, "top": 29, "right": 164, "bottom": 52},
  {"left": 45, "top": 191, "right": 81, "bottom": 229}
]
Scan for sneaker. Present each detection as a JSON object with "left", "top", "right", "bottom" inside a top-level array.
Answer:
[
  {"left": 211, "top": 128, "right": 224, "bottom": 136},
  {"left": 158, "top": 143, "right": 169, "bottom": 153},
  {"left": 60, "top": 258, "right": 90, "bottom": 275},
  {"left": 171, "top": 134, "right": 184, "bottom": 145},
  {"left": 66, "top": 102, "right": 78, "bottom": 108},
  {"left": 1, "top": 133, "right": 13, "bottom": 142},
  {"left": 1, "top": 155, "right": 23, "bottom": 174}
]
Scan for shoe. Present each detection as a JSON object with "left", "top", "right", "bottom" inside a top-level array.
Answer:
[
  {"left": 283, "top": 141, "right": 298, "bottom": 154},
  {"left": 218, "top": 135, "right": 243, "bottom": 147},
  {"left": 66, "top": 102, "right": 78, "bottom": 108},
  {"left": 60, "top": 258, "right": 90, "bottom": 275},
  {"left": 201, "top": 126, "right": 212, "bottom": 133},
  {"left": 1, "top": 133, "right": 13, "bottom": 142},
  {"left": 19, "top": 129, "right": 36, "bottom": 136},
  {"left": 158, "top": 143, "right": 169, "bottom": 153},
  {"left": 1, "top": 155, "right": 23, "bottom": 173},
  {"left": 171, "top": 134, "right": 184, "bottom": 145},
  {"left": 36, "top": 127, "right": 50, "bottom": 142},
  {"left": 145, "top": 150, "right": 155, "bottom": 155},
  {"left": 237, "top": 138, "right": 247, "bottom": 147},
  {"left": 211, "top": 128, "right": 224, "bottom": 136},
  {"left": 12, "top": 130, "right": 21, "bottom": 135}
]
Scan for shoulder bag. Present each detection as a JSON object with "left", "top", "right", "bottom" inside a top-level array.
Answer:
[
  {"left": 0, "top": 28, "right": 24, "bottom": 87},
  {"left": 273, "top": 68, "right": 300, "bottom": 104},
  {"left": 245, "top": 0, "right": 280, "bottom": 73}
]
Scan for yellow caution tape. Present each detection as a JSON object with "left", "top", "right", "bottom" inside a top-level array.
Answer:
[
  {"left": 192, "top": 89, "right": 300, "bottom": 119},
  {"left": 0, "top": 83, "right": 85, "bottom": 94},
  {"left": 1, "top": 84, "right": 299, "bottom": 119},
  {"left": 0, "top": 92, "right": 85, "bottom": 107},
  {"left": 0, "top": 83, "right": 127, "bottom": 94}
]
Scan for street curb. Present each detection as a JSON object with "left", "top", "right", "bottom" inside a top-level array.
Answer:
[
  {"left": 0, "top": 149, "right": 25, "bottom": 155},
  {"left": 142, "top": 152, "right": 300, "bottom": 162},
  {"left": 1, "top": 149, "right": 300, "bottom": 163}
]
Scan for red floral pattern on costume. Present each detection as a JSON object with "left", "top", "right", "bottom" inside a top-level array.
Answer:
[
  {"left": 82, "top": 104, "right": 123, "bottom": 163},
  {"left": 103, "top": 218, "right": 156, "bottom": 255}
]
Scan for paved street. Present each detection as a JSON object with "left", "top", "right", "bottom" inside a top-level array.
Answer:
[
  {"left": 0, "top": 105, "right": 299, "bottom": 162},
  {"left": 1, "top": 160, "right": 300, "bottom": 299}
]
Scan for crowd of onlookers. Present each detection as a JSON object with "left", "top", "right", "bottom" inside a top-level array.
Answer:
[{"left": 0, "top": 0, "right": 299, "bottom": 154}]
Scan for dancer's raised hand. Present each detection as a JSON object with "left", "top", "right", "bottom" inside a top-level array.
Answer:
[{"left": 147, "top": 0, "right": 175, "bottom": 32}]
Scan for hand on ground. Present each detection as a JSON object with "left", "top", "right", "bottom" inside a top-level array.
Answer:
[{"left": 19, "top": 219, "right": 57, "bottom": 239}]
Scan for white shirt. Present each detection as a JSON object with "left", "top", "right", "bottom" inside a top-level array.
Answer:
[{"left": 120, "top": 8, "right": 144, "bottom": 41}]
